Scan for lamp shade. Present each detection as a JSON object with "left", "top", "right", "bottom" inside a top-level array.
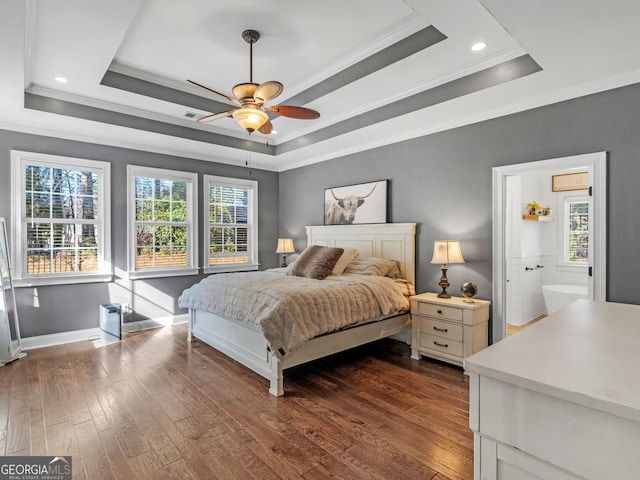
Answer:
[
  {"left": 431, "top": 240, "right": 465, "bottom": 264},
  {"left": 275, "top": 238, "right": 295, "bottom": 254}
]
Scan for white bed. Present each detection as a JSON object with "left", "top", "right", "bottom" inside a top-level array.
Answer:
[{"left": 186, "top": 222, "right": 416, "bottom": 396}]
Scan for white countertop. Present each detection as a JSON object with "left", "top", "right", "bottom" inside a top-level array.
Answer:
[{"left": 464, "top": 300, "right": 640, "bottom": 422}]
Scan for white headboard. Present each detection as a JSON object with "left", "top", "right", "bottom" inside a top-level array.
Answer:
[{"left": 305, "top": 223, "right": 416, "bottom": 285}]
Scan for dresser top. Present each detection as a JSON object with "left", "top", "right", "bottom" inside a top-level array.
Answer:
[
  {"left": 411, "top": 292, "right": 491, "bottom": 309},
  {"left": 465, "top": 300, "right": 640, "bottom": 422}
]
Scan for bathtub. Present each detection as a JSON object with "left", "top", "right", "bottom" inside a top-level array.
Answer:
[{"left": 542, "top": 284, "right": 589, "bottom": 315}]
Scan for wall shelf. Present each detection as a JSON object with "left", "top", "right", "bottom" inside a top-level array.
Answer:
[{"left": 522, "top": 214, "right": 554, "bottom": 222}]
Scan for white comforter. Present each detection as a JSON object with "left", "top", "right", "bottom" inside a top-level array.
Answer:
[{"left": 178, "top": 271, "right": 410, "bottom": 359}]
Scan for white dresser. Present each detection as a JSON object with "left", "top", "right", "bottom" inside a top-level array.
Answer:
[{"left": 465, "top": 300, "right": 640, "bottom": 480}]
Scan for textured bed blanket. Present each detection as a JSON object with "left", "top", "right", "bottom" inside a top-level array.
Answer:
[{"left": 178, "top": 271, "right": 410, "bottom": 359}]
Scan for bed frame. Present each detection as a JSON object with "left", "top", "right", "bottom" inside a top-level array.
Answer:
[{"left": 187, "top": 223, "right": 416, "bottom": 396}]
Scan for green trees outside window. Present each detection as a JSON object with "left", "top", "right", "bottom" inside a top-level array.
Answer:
[
  {"left": 24, "top": 165, "right": 100, "bottom": 273},
  {"left": 134, "top": 176, "right": 189, "bottom": 269}
]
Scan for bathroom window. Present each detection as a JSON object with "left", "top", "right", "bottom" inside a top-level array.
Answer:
[{"left": 564, "top": 197, "right": 589, "bottom": 265}]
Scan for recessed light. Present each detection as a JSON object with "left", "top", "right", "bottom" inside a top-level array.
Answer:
[
  {"left": 471, "top": 42, "right": 487, "bottom": 52},
  {"left": 54, "top": 76, "right": 68, "bottom": 83},
  {"left": 271, "top": 130, "right": 278, "bottom": 135}
]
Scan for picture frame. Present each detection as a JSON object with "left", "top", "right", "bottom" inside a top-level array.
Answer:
[{"left": 324, "top": 180, "right": 388, "bottom": 225}]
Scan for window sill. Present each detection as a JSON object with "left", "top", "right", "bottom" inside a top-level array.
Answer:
[
  {"left": 556, "top": 264, "right": 588, "bottom": 273},
  {"left": 203, "top": 263, "right": 259, "bottom": 275},
  {"left": 127, "top": 268, "right": 200, "bottom": 280},
  {"left": 13, "top": 273, "right": 113, "bottom": 288}
]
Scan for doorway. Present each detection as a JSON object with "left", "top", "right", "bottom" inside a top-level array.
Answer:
[{"left": 492, "top": 152, "right": 607, "bottom": 342}]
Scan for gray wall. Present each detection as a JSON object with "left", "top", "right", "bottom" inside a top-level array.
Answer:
[
  {"left": 5, "top": 81, "right": 640, "bottom": 339},
  {"left": 279, "top": 82, "right": 640, "bottom": 338},
  {"left": 0, "top": 130, "right": 279, "bottom": 337}
]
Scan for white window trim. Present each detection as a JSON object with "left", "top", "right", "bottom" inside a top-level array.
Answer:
[
  {"left": 557, "top": 192, "right": 589, "bottom": 269},
  {"left": 127, "top": 165, "right": 199, "bottom": 279},
  {"left": 203, "top": 174, "right": 259, "bottom": 274},
  {"left": 11, "top": 150, "right": 112, "bottom": 287}
]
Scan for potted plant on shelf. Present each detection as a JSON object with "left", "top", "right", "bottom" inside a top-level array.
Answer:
[{"left": 526, "top": 201, "right": 541, "bottom": 215}]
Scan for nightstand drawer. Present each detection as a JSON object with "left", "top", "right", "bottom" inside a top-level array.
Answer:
[
  {"left": 420, "top": 317, "right": 463, "bottom": 341},
  {"left": 420, "top": 334, "right": 463, "bottom": 357},
  {"left": 415, "top": 302, "right": 463, "bottom": 322}
]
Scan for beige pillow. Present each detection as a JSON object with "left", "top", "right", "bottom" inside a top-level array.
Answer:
[
  {"left": 288, "top": 245, "right": 344, "bottom": 280},
  {"left": 343, "top": 256, "right": 402, "bottom": 278},
  {"left": 331, "top": 247, "right": 359, "bottom": 275}
]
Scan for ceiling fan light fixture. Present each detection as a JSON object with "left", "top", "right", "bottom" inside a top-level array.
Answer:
[{"left": 232, "top": 107, "right": 269, "bottom": 132}]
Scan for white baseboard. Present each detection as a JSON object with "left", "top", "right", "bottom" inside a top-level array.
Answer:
[{"left": 21, "top": 314, "right": 189, "bottom": 351}]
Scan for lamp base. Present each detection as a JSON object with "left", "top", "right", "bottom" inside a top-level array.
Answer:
[
  {"left": 437, "top": 264, "right": 451, "bottom": 298},
  {"left": 281, "top": 254, "right": 288, "bottom": 268}
]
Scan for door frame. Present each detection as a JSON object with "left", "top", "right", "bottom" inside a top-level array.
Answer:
[{"left": 492, "top": 152, "right": 607, "bottom": 342}]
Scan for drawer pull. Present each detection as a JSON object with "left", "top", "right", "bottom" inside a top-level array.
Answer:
[
  {"left": 437, "top": 309, "right": 443, "bottom": 314},
  {"left": 433, "top": 326, "right": 448, "bottom": 333},
  {"left": 433, "top": 341, "right": 448, "bottom": 348}
]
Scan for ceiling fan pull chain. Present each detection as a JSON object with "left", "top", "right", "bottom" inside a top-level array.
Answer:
[{"left": 245, "top": 132, "right": 252, "bottom": 176}]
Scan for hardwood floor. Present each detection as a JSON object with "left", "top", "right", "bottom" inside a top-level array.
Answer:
[
  {"left": 0, "top": 324, "right": 473, "bottom": 479},
  {"left": 507, "top": 315, "right": 546, "bottom": 336}
]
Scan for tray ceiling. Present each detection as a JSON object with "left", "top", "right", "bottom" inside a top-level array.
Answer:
[{"left": 2, "top": 0, "right": 640, "bottom": 171}]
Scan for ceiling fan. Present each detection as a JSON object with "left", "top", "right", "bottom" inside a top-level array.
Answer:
[{"left": 188, "top": 29, "right": 320, "bottom": 134}]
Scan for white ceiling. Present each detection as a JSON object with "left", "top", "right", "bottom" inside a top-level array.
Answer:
[{"left": 2, "top": 0, "right": 640, "bottom": 171}]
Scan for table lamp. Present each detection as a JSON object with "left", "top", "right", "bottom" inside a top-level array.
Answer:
[
  {"left": 276, "top": 238, "right": 295, "bottom": 267},
  {"left": 431, "top": 240, "right": 465, "bottom": 298}
]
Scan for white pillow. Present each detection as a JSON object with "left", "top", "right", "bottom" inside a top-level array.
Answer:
[{"left": 330, "top": 247, "right": 359, "bottom": 275}]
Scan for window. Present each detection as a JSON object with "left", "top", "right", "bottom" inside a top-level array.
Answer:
[
  {"left": 127, "top": 166, "right": 198, "bottom": 278},
  {"left": 564, "top": 196, "right": 589, "bottom": 265},
  {"left": 204, "top": 175, "right": 258, "bottom": 273},
  {"left": 11, "top": 150, "right": 111, "bottom": 286}
]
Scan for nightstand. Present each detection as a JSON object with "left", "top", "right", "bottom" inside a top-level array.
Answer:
[{"left": 410, "top": 292, "right": 490, "bottom": 366}]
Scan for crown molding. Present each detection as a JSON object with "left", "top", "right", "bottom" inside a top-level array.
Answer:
[
  {"left": 272, "top": 45, "right": 527, "bottom": 144},
  {"left": 278, "top": 68, "right": 640, "bottom": 171},
  {"left": 10, "top": 67, "right": 640, "bottom": 173}
]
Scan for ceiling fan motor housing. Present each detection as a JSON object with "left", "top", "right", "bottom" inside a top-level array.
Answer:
[{"left": 232, "top": 83, "right": 259, "bottom": 103}]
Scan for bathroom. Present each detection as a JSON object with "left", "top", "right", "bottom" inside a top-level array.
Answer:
[{"left": 505, "top": 167, "right": 590, "bottom": 331}]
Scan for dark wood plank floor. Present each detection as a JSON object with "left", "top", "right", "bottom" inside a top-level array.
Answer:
[{"left": 0, "top": 324, "right": 473, "bottom": 479}]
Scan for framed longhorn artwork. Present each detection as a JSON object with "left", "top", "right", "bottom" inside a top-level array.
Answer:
[{"left": 324, "top": 180, "right": 388, "bottom": 225}]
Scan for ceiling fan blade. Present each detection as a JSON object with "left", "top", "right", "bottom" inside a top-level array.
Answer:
[
  {"left": 258, "top": 120, "right": 273, "bottom": 135},
  {"left": 267, "top": 105, "right": 320, "bottom": 119},
  {"left": 196, "top": 109, "right": 236, "bottom": 123},
  {"left": 254, "top": 81, "right": 283, "bottom": 103},
  {"left": 187, "top": 79, "right": 241, "bottom": 105}
]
